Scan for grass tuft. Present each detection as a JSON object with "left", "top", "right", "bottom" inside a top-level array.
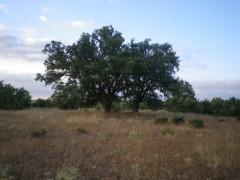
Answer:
[
  {"left": 188, "top": 119, "right": 204, "bottom": 128},
  {"left": 31, "top": 129, "right": 47, "bottom": 138},
  {"left": 77, "top": 128, "right": 87, "bottom": 134},
  {"left": 161, "top": 127, "right": 175, "bottom": 135},
  {"left": 172, "top": 116, "right": 185, "bottom": 125},
  {"left": 154, "top": 116, "right": 168, "bottom": 124}
]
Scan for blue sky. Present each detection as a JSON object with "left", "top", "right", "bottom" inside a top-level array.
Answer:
[{"left": 0, "top": 0, "right": 240, "bottom": 99}]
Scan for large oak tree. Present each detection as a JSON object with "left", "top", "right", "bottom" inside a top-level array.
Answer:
[{"left": 36, "top": 25, "right": 188, "bottom": 112}]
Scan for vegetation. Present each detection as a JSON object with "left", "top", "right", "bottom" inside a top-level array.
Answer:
[
  {"left": 77, "top": 128, "right": 87, "bottom": 134},
  {"left": 188, "top": 119, "right": 204, "bottom": 128},
  {"left": 31, "top": 129, "right": 47, "bottom": 138},
  {"left": 31, "top": 98, "right": 52, "bottom": 108},
  {"left": 166, "top": 96, "right": 240, "bottom": 117},
  {"left": 0, "top": 81, "right": 31, "bottom": 110},
  {"left": 36, "top": 25, "right": 187, "bottom": 112},
  {"left": 154, "top": 116, "right": 168, "bottom": 124},
  {"left": 1, "top": 109, "right": 240, "bottom": 179},
  {"left": 171, "top": 116, "right": 185, "bottom": 125}
]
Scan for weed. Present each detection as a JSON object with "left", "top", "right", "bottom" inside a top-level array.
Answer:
[
  {"left": 172, "top": 116, "right": 185, "bottom": 125},
  {"left": 154, "top": 117, "right": 168, "bottom": 124},
  {"left": 188, "top": 119, "right": 204, "bottom": 128}
]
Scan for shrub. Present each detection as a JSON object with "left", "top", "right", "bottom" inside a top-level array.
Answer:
[
  {"left": 188, "top": 119, "right": 204, "bottom": 128},
  {"left": 96, "top": 102, "right": 103, "bottom": 111},
  {"left": 236, "top": 116, "right": 240, "bottom": 122},
  {"left": 154, "top": 117, "right": 168, "bottom": 124},
  {"left": 172, "top": 116, "right": 185, "bottom": 125},
  {"left": 112, "top": 102, "right": 121, "bottom": 112},
  {"left": 161, "top": 127, "right": 175, "bottom": 135},
  {"left": 77, "top": 128, "right": 87, "bottom": 134},
  {"left": 31, "top": 129, "right": 47, "bottom": 138}
]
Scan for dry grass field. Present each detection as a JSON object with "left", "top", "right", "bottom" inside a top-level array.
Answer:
[{"left": 0, "top": 109, "right": 240, "bottom": 180}]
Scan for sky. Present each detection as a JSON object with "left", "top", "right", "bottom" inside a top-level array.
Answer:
[{"left": 0, "top": 0, "right": 240, "bottom": 99}]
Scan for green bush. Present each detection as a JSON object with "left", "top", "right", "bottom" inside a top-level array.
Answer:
[
  {"left": 31, "top": 129, "right": 47, "bottom": 138},
  {"left": 112, "top": 102, "right": 121, "bottom": 112},
  {"left": 172, "top": 116, "right": 185, "bottom": 125},
  {"left": 188, "top": 119, "right": 204, "bottom": 128},
  {"left": 154, "top": 117, "right": 168, "bottom": 124},
  {"left": 77, "top": 128, "right": 87, "bottom": 134}
]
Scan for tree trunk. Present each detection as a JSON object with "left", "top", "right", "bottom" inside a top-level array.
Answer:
[{"left": 132, "top": 99, "right": 140, "bottom": 113}]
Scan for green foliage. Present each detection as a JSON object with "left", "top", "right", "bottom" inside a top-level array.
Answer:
[
  {"left": 0, "top": 81, "right": 31, "bottom": 110},
  {"left": 31, "top": 129, "right": 47, "bottom": 138},
  {"left": 112, "top": 102, "right": 121, "bottom": 112},
  {"left": 123, "top": 40, "right": 180, "bottom": 112},
  {"left": 188, "top": 119, "right": 204, "bottom": 128},
  {"left": 154, "top": 117, "right": 168, "bottom": 124},
  {"left": 36, "top": 25, "right": 183, "bottom": 112},
  {"left": 95, "top": 102, "right": 103, "bottom": 111},
  {"left": 31, "top": 98, "right": 52, "bottom": 108},
  {"left": 172, "top": 116, "right": 185, "bottom": 125},
  {"left": 166, "top": 96, "right": 240, "bottom": 117}
]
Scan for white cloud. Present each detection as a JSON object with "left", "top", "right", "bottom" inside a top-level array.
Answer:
[
  {"left": 39, "top": 15, "right": 47, "bottom": 22},
  {"left": 19, "top": 27, "right": 50, "bottom": 46},
  {"left": 0, "top": 3, "right": 8, "bottom": 13},
  {"left": 0, "top": 23, "right": 6, "bottom": 32},
  {"left": 71, "top": 20, "right": 95, "bottom": 29},
  {"left": 20, "top": 27, "right": 37, "bottom": 36},
  {"left": 23, "top": 36, "right": 50, "bottom": 46}
]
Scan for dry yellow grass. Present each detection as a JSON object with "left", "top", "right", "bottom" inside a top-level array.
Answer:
[{"left": 0, "top": 109, "right": 240, "bottom": 179}]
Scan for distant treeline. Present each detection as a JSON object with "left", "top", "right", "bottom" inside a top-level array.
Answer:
[
  {"left": 1, "top": 80, "right": 240, "bottom": 117},
  {"left": 165, "top": 96, "right": 240, "bottom": 116},
  {"left": 33, "top": 96, "right": 240, "bottom": 117}
]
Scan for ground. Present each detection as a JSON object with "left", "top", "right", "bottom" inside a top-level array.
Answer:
[{"left": 0, "top": 109, "right": 240, "bottom": 180}]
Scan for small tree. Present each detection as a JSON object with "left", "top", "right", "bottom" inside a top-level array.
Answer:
[{"left": 0, "top": 81, "right": 31, "bottom": 110}]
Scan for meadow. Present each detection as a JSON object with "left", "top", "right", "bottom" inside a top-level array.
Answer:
[{"left": 0, "top": 109, "right": 240, "bottom": 179}]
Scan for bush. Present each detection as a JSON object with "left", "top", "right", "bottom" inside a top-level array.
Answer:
[
  {"left": 188, "top": 119, "right": 204, "bottom": 128},
  {"left": 95, "top": 102, "right": 103, "bottom": 111},
  {"left": 236, "top": 116, "right": 240, "bottom": 122},
  {"left": 112, "top": 102, "right": 121, "bottom": 112},
  {"left": 172, "top": 116, "right": 185, "bottom": 125},
  {"left": 31, "top": 129, "right": 47, "bottom": 138},
  {"left": 77, "top": 128, "right": 87, "bottom": 134},
  {"left": 154, "top": 117, "right": 168, "bottom": 124},
  {"left": 32, "top": 98, "right": 52, "bottom": 108}
]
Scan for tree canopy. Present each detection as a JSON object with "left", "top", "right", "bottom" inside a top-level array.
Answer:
[{"left": 36, "top": 25, "right": 190, "bottom": 112}]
